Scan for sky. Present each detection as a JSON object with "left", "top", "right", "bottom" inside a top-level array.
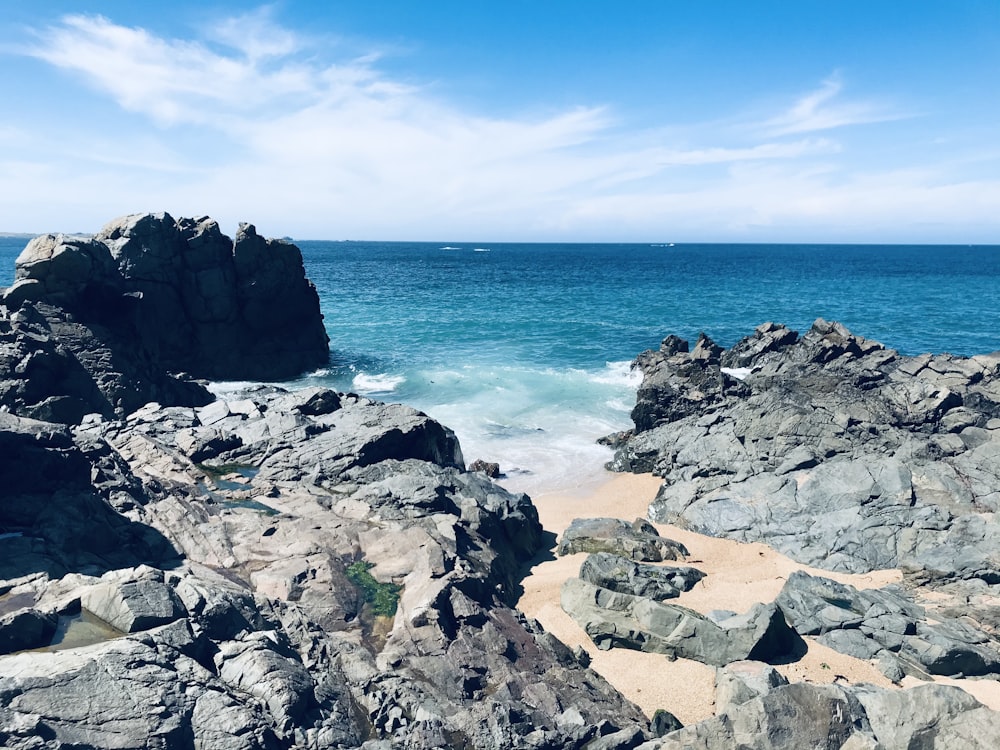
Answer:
[{"left": 1, "top": 1, "right": 998, "bottom": 242}]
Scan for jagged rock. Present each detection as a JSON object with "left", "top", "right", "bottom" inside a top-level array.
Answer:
[
  {"left": 94, "top": 213, "right": 329, "bottom": 381},
  {"left": 0, "top": 301, "right": 210, "bottom": 423},
  {"left": 714, "top": 660, "right": 789, "bottom": 707},
  {"left": 776, "top": 570, "right": 1000, "bottom": 678},
  {"left": 578, "top": 552, "right": 705, "bottom": 600},
  {"left": 0, "top": 412, "right": 178, "bottom": 580},
  {"left": 611, "top": 319, "right": 1000, "bottom": 588},
  {"left": 0, "top": 383, "right": 653, "bottom": 749},
  {"left": 638, "top": 675, "right": 1000, "bottom": 750},
  {"left": 3, "top": 214, "right": 330, "bottom": 423},
  {"left": 561, "top": 578, "right": 799, "bottom": 665},
  {"left": 649, "top": 709, "right": 683, "bottom": 737},
  {"left": 558, "top": 518, "right": 689, "bottom": 562},
  {"left": 638, "top": 682, "right": 873, "bottom": 750},
  {"left": 469, "top": 458, "right": 501, "bottom": 477},
  {"left": 5, "top": 234, "right": 124, "bottom": 311}
]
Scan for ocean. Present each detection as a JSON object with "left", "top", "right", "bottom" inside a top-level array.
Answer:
[{"left": 3, "top": 236, "right": 1000, "bottom": 495}]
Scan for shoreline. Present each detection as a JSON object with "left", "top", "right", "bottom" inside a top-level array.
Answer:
[{"left": 515, "top": 470, "right": 1000, "bottom": 725}]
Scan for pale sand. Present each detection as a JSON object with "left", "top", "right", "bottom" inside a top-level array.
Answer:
[{"left": 515, "top": 471, "right": 1000, "bottom": 725}]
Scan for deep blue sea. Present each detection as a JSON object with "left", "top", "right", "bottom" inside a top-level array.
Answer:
[{"left": 4, "top": 236, "right": 1000, "bottom": 494}]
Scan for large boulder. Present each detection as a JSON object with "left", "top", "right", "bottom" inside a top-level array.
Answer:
[
  {"left": 94, "top": 213, "right": 329, "bottom": 381},
  {"left": 557, "top": 517, "right": 689, "bottom": 562},
  {"left": 611, "top": 320, "right": 1000, "bottom": 585},
  {"left": 2, "top": 214, "right": 330, "bottom": 421},
  {"left": 561, "top": 577, "right": 798, "bottom": 665}
]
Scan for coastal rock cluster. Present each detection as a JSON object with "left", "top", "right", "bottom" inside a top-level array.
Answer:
[
  {"left": 2, "top": 212, "right": 329, "bottom": 408},
  {"left": 0, "top": 215, "right": 652, "bottom": 749},
  {"left": 596, "top": 319, "right": 1000, "bottom": 735},
  {"left": 610, "top": 319, "right": 1000, "bottom": 583},
  {"left": 6, "top": 212, "right": 1000, "bottom": 750}
]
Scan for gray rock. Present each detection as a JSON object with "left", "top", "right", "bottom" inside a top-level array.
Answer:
[
  {"left": 558, "top": 518, "right": 689, "bottom": 562},
  {"left": 81, "top": 573, "right": 186, "bottom": 633},
  {"left": 561, "top": 578, "right": 799, "bottom": 665},
  {"left": 776, "top": 570, "right": 1000, "bottom": 678},
  {"left": 613, "top": 319, "right": 1000, "bottom": 588},
  {"left": 714, "top": 660, "right": 788, "bottom": 707},
  {"left": 638, "top": 679, "right": 1000, "bottom": 750},
  {"left": 638, "top": 683, "right": 873, "bottom": 750},
  {"left": 0, "top": 381, "right": 652, "bottom": 749},
  {"left": 579, "top": 552, "right": 705, "bottom": 600}
]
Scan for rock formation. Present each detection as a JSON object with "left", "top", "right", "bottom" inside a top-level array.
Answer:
[
  {"left": 611, "top": 319, "right": 1000, "bottom": 584},
  {"left": 0, "top": 219, "right": 655, "bottom": 748},
  {"left": 637, "top": 661, "right": 1000, "bottom": 749},
  {"left": 600, "top": 318, "right": 1000, "bottom": 739},
  {"left": 4, "top": 212, "right": 329, "bottom": 389},
  {"left": 7, "top": 220, "right": 1000, "bottom": 750}
]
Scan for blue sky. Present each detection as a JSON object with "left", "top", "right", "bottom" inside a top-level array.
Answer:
[{"left": 1, "top": 2, "right": 998, "bottom": 242}]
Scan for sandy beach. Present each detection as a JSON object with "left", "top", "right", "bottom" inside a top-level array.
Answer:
[{"left": 516, "top": 471, "right": 1000, "bottom": 725}]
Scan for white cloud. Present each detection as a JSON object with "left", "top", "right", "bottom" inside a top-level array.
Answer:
[
  {"left": 757, "top": 72, "right": 909, "bottom": 136},
  {"left": 6, "top": 14, "right": 998, "bottom": 242}
]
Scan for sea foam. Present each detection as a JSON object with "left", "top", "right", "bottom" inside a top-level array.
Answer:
[{"left": 352, "top": 372, "right": 406, "bottom": 394}]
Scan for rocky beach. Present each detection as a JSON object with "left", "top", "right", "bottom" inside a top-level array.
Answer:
[{"left": 3, "top": 215, "right": 1000, "bottom": 749}]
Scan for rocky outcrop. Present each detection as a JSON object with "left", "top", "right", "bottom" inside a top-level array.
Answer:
[
  {"left": 2, "top": 213, "right": 329, "bottom": 409},
  {"left": 776, "top": 570, "right": 1000, "bottom": 681},
  {"left": 0, "top": 387, "right": 654, "bottom": 749},
  {"left": 637, "top": 661, "right": 1000, "bottom": 749},
  {"left": 611, "top": 320, "right": 1000, "bottom": 586}
]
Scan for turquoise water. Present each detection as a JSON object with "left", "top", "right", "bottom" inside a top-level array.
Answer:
[{"left": 5, "top": 236, "right": 1000, "bottom": 493}]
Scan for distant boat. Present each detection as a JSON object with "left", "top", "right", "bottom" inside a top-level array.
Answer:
[{"left": 473, "top": 248, "right": 491, "bottom": 252}]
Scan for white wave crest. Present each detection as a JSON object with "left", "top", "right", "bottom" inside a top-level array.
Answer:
[
  {"left": 352, "top": 372, "right": 406, "bottom": 394},
  {"left": 591, "top": 360, "right": 642, "bottom": 387}
]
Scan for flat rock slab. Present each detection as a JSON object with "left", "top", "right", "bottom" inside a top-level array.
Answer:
[
  {"left": 579, "top": 552, "right": 705, "bottom": 600},
  {"left": 558, "top": 518, "right": 689, "bottom": 562},
  {"left": 561, "top": 578, "right": 798, "bottom": 666}
]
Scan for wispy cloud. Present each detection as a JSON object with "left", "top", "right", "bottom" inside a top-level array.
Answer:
[
  {"left": 6, "top": 13, "right": 997, "bottom": 242},
  {"left": 757, "top": 72, "right": 909, "bottom": 136}
]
